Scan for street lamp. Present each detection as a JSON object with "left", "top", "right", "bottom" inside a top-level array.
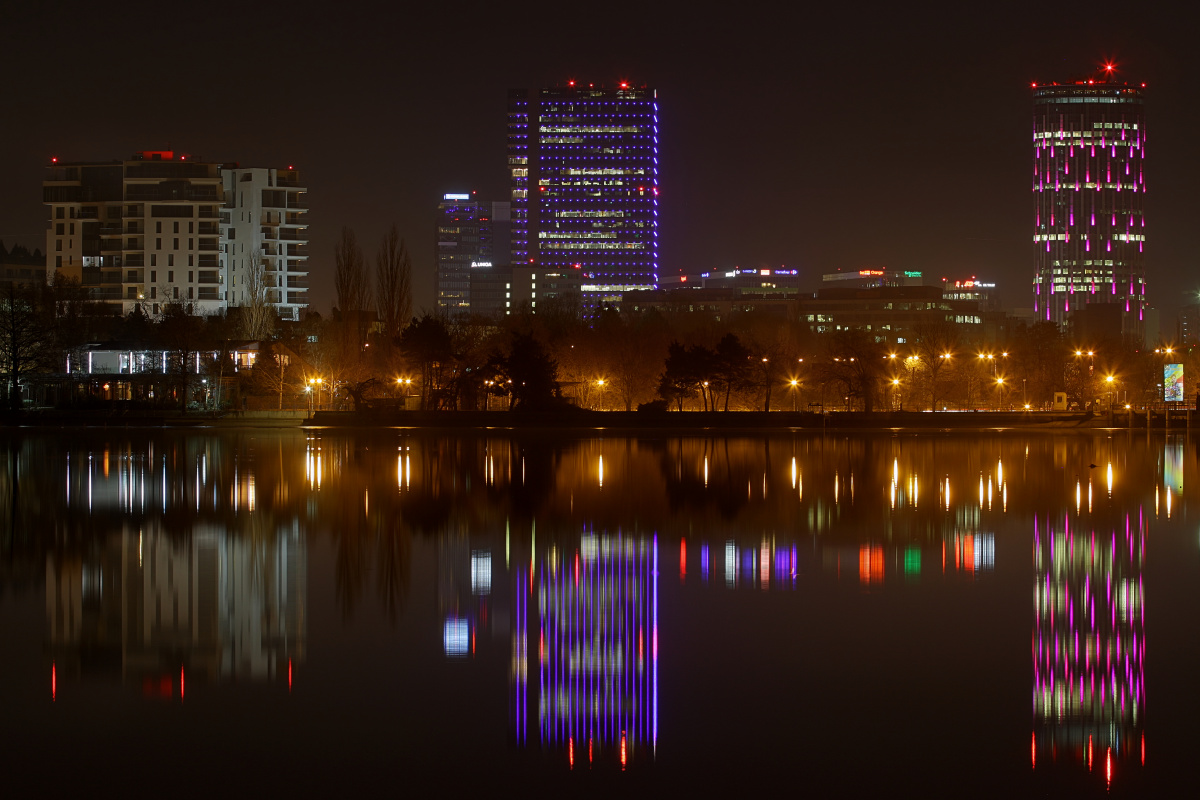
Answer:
[
  {"left": 891, "top": 378, "right": 901, "bottom": 411},
  {"left": 595, "top": 378, "right": 606, "bottom": 410},
  {"left": 788, "top": 378, "right": 799, "bottom": 412},
  {"left": 995, "top": 377, "right": 1005, "bottom": 410}
]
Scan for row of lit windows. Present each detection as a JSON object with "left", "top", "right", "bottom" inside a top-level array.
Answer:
[
  {"left": 555, "top": 210, "right": 625, "bottom": 218},
  {"left": 1034, "top": 233, "right": 1145, "bottom": 242},
  {"left": 541, "top": 242, "right": 645, "bottom": 250},
  {"left": 539, "top": 232, "right": 617, "bottom": 239},
  {"left": 560, "top": 168, "right": 647, "bottom": 176},
  {"left": 540, "top": 126, "right": 647, "bottom": 134},
  {"left": 1032, "top": 182, "right": 1143, "bottom": 191}
]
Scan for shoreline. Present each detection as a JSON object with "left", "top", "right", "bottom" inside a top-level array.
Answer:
[{"left": 0, "top": 407, "right": 1191, "bottom": 432}]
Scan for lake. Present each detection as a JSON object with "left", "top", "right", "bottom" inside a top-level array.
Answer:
[{"left": 0, "top": 427, "right": 1196, "bottom": 796}]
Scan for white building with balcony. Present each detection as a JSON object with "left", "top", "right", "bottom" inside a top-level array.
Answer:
[{"left": 221, "top": 166, "right": 309, "bottom": 320}]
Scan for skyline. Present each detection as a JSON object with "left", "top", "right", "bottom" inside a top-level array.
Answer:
[{"left": 3, "top": 3, "right": 1197, "bottom": 327}]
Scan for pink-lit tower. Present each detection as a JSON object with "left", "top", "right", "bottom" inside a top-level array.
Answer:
[{"left": 1031, "top": 68, "right": 1146, "bottom": 342}]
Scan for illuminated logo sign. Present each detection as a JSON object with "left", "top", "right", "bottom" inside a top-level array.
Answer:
[
  {"left": 760, "top": 269, "right": 770, "bottom": 276},
  {"left": 443, "top": 193, "right": 471, "bottom": 200},
  {"left": 904, "top": 271, "right": 923, "bottom": 278},
  {"left": 470, "top": 261, "right": 492, "bottom": 268},
  {"left": 859, "top": 269, "right": 884, "bottom": 276},
  {"left": 774, "top": 269, "right": 798, "bottom": 276}
]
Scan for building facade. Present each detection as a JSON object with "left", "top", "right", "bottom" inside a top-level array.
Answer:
[
  {"left": 44, "top": 151, "right": 225, "bottom": 316},
  {"left": 44, "top": 152, "right": 308, "bottom": 319},
  {"left": 508, "top": 84, "right": 658, "bottom": 311},
  {"left": 1032, "top": 75, "right": 1146, "bottom": 341},
  {"left": 221, "top": 166, "right": 309, "bottom": 320},
  {"left": 435, "top": 194, "right": 511, "bottom": 313}
]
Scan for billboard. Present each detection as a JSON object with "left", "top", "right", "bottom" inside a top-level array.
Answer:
[{"left": 1164, "top": 363, "right": 1184, "bottom": 403}]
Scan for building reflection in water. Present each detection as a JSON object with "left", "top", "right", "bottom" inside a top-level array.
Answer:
[
  {"left": 1032, "top": 511, "right": 1145, "bottom": 786},
  {"left": 511, "top": 530, "right": 657, "bottom": 769},
  {"left": 42, "top": 436, "right": 307, "bottom": 699}
]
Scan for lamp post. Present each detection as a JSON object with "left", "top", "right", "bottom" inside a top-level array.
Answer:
[
  {"left": 788, "top": 378, "right": 799, "bottom": 412},
  {"left": 995, "top": 377, "right": 1005, "bottom": 411},
  {"left": 892, "top": 378, "right": 901, "bottom": 411},
  {"left": 595, "top": 378, "right": 606, "bottom": 411}
]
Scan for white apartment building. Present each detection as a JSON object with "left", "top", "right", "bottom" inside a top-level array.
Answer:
[
  {"left": 43, "top": 151, "right": 308, "bottom": 319},
  {"left": 221, "top": 166, "right": 309, "bottom": 320}
]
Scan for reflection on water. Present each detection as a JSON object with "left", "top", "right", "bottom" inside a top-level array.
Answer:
[
  {"left": 1, "top": 430, "right": 1197, "bottom": 792},
  {"left": 513, "top": 531, "right": 657, "bottom": 768},
  {"left": 1033, "top": 511, "right": 1146, "bottom": 788},
  {"left": 47, "top": 525, "right": 304, "bottom": 696}
]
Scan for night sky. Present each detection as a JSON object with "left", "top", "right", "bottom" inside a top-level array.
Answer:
[{"left": 3, "top": 2, "right": 1197, "bottom": 324}]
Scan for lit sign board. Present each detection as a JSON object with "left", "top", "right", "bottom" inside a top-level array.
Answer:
[
  {"left": 859, "top": 270, "right": 884, "bottom": 276},
  {"left": 1165, "top": 364, "right": 1184, "bottom": 403},
  {"left": 904, "top": 271, "right": 923, "bottom": 278},
  {"left": 760, "top": 269, "right": 770, "bottom": 276},
  {"left": 470, "top": 261, "right": 492, "bottom": 268},
  {"left": 443, "top": 193, "right": 470, "bottom": 200}
]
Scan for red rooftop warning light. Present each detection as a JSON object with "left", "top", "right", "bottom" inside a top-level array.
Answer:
[{"left": 620, "top": 81, "right": 629, "bottom": 88}]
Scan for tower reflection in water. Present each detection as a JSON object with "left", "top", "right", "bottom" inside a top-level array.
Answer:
[
  {"left": 1033, "top": 511, "right": 1145, "bottom": 786},
  {"left": 512, "top": 530, "right": 658, "bottom": 769}
]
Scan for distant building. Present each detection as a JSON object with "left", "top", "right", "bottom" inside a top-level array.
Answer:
[
  {"left": 508, "top": 83, "right": 658, "bottom": 311},
  {"left": 435, "top": 194, "right": 511, "bottom": 313},
  {"left": 941, "top": 277, "right": 1000, "bottom": 312},
  {"left": 696, "top": 267, "right": 805, "bottom": 291},
  {"left": 1031, "top": 72, "right": 1146, "bottom": 341},
  {"left": 822, "top": 268, "right": 925, "bottom": 290},
  {"left": 803, "top": 285, "right": 1004, "bottom": 345},
  {"left": 221, "top": 166, "right": 310, "bottom": 320},
  {"left": 469, "top": 263, "right": 581, "bottom": 317},
  {"left": 43, "top": 151, "right": 308, "bottom": 319}
]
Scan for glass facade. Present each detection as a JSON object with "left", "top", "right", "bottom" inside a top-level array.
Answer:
[
  {"left": 1031, "top": 81, "right": 1146, "bottom": 340},
  {"left": 508, "top": 85, "right": 659, "bottom": 311},
  {"left": 435, "top": 194, "right": 510, "bottom": 313}
]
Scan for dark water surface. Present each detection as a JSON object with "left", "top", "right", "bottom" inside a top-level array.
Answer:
[{"left": 1, "top": 428, "right": 1198, "bottom": 796}]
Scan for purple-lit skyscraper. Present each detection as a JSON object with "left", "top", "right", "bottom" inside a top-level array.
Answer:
[
  {"left": 508, "top": 83, "right": 659, "bottom": 312},
  {"left": 1032, "top": 72, "right": 1146, "bottom": 342}
]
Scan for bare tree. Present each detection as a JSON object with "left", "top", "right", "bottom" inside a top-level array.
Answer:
[
  {"left": 239, "top": 249, "right": 275, "bottom": 341},
  {"left": 334, "top": 227, "right": 369, "bottom": 315},
  {"left": 375, "top": 225, "right": 412, "bottom": 343},
  {"left": 0, "top": 283, "right": 51, "bottom": 412}
]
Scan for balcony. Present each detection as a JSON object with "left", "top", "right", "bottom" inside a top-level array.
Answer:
[
  {"left": 284, "top": 213, "right": 308, "bottom": 226},
  {"left": 260, "top": 226, "right": 279, "bottom": 240},
  {"left": 286, "top": 277, "right": 310, "bottom": 289},
  {"left": 198, "top": 239, "right": 219, "bottom": 252},
  {"left": 100, "top": 240, "right": 123, "bottom": 252},
  {"left": 124, "top": 255, "right": 145, "bottom": 267},
  {"left": 198, "top": 208, "right": 220, "bottom": 218},
  {"left": 123, "top": 223, "right": 145, "bottom": 234},
  {"left": 198, "top": 222, "right": 219, "bottom": 235},
  {"left": 197, "top": 288, "right": 221, "bottom": 301},
  {"left": 198, "top": 255, "right": 219, "bottom": 268},
  {"left": 279, "top": 229, "right": 306, "bottom": 242},
  {"left": 287, "top": 246, "right": 309, "bottom": 258},
  {"left": 197, "top": 271, "right": 222, "bottom": 285}
]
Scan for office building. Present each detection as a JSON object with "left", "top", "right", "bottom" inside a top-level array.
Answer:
[
  {"left": 469, "top": 263, "right": 582, "bottom": 317},
  {"left": 221, "top": 166, "right": 309, "bottom": 320},
  {"left": 1031, "top": 71, "right": 1146, "bottom": 341},
  {"left": 508, "top": 83, "right": 658, "bottom": 311},
  {"left": 435, "top": 193, "right": 511, "bottom": 313},
  {"left": 43, "top": 151, "right": 309, "bottom": 320}
]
